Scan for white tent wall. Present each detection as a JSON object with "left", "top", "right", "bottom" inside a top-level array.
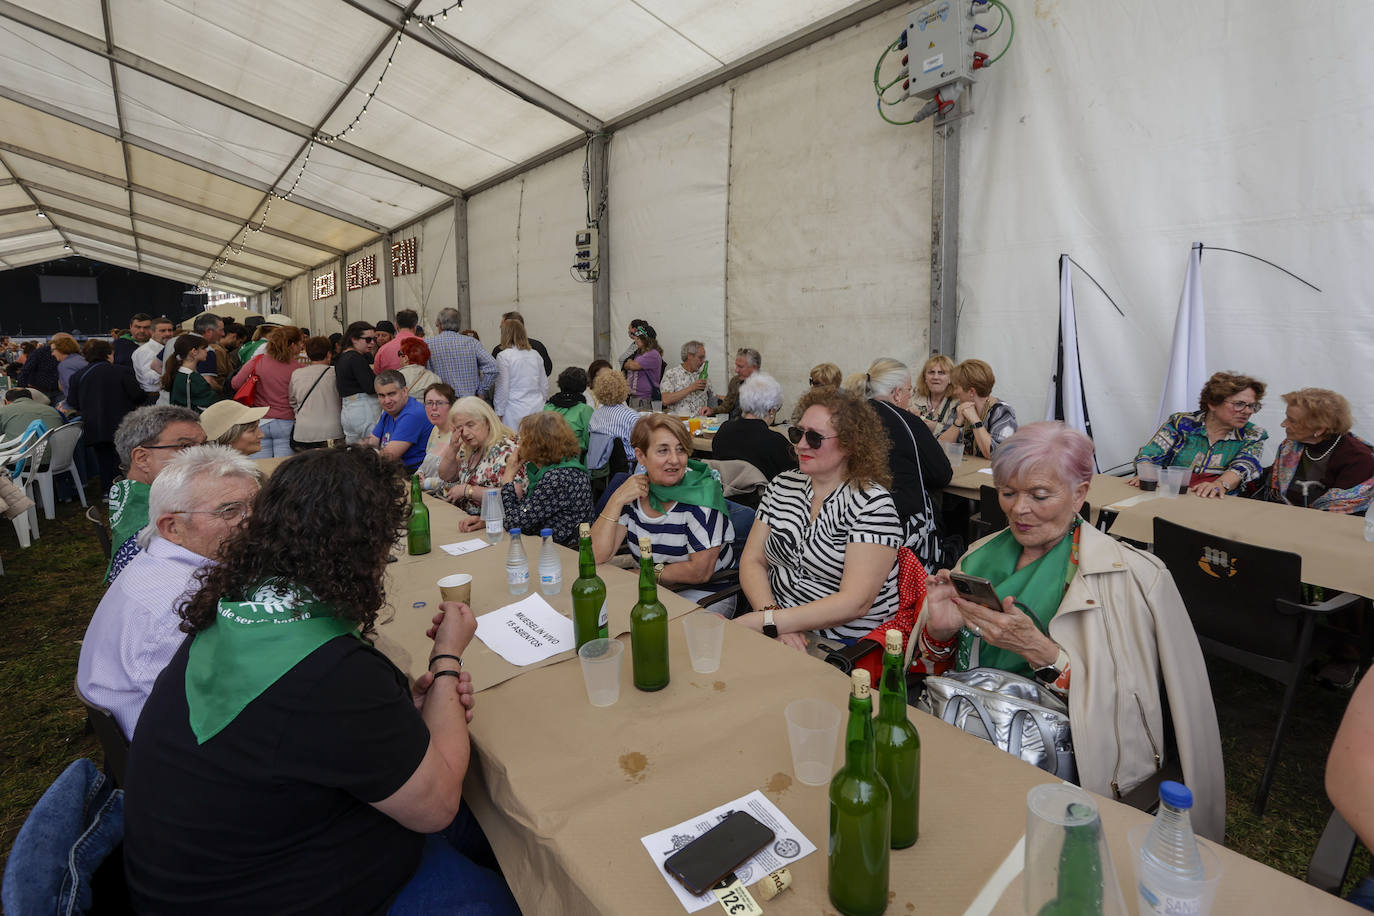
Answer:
[
  {"left": 309, "top": 267, "right": 340, "bottom": 335},
  {"left": 346, "top": 240, "right": 388, "bottom": 326},
  {"left": 957, "top": 0, "right": 1374, "bottom": 471},
  {"left": 609, "top": 87, "right": 731, "bottom": 395},
  {"left": 468, "top": 150, "right": 593, "bottom": 380},
  {"left": 725, "top": 7, "right": 932, "bottom": 416},
  {"left": 390, "top": 206, "right": 459, "bottom": 334}
]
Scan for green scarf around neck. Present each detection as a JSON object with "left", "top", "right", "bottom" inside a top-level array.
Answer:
[
  {"left": 186, "top": 580, "right": 360, "bottom": 744},
  {"left": 648, "top": 459, "right": 728, "bottom": 516},
  {"left": 524, "top": 457, "right": 585, "bottom": 495},
  {"left": 956, "top": 520, "right": 1080, "bottom": 676}
]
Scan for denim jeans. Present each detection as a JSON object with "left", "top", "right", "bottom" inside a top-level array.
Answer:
[
  {"left": 256, "top": 418, "right": 295, "bottom": 458},
  {"left": 342, "top": 393, "right": 382, "bottom": 444},
  {"left": 2, "top": 758, "right": 124, "bottom": 916},
  {"left": 387, "top": 806, "right": 519, "bottom": 915}
]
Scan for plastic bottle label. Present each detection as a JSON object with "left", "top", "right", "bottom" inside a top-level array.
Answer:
[
  {"left": 541, "top": 571, "right": 561, "bottom": 585},
  {"left": 507, "top": 567, "right": 529, "bottom": 585},
  {"left": 1138, "top": 881, "right": 1203, "bottom": 915},
  {"left": 598, "top": 600, "right": 608, "bottom": 628}
]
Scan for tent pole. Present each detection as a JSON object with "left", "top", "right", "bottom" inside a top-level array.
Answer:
[
  {"left": 383, "top": 232, "right": 396, "bottom": 323},
  {"left": 929, "top": 120, "right": 960, "bottom": 359},
  {"left": 454, "top": 198, "right": 471, "bottom": 330},
  {"left": 339, "top": 256, "right": 349, "bottom": 330},
  {"left": 589, "top": 133, "right": 611, "bottom": 361}
]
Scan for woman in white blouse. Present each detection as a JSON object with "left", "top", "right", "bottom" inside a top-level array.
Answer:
[
  {"left": 493, "top": 318, "right": 547, "bottom": 429},
  {"left": 735, "top": 388, "right": 903, "bottom": 651}
]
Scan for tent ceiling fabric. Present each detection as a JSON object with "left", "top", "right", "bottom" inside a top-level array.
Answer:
[{"left": 0, "top": 0, "right": 873, "bottom": 293}]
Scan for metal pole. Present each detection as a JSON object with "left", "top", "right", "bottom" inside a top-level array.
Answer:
[
  {"left": 454, "top": 197, "right": 471, "bottom": 329},
  {"left": 589, "top": 133, "right": 611, "bottom": 360},
  {"left": 338, "top": 255, "right": 348, "bottom": 329},
  {"left": 929, "top": 120, "right": 960, "bottom": 358},
  {"left": 382, "top": 232, "right": 396, "bottom": 323}
]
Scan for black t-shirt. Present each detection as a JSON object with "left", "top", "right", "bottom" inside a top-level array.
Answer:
[
  {"left": 124, "top": 634, "right": 430, "bottom": 915},
  {"left": 335, "top": 349, "right": 377, "bottom": 398},
  {"left": 712, "top": 417, "right": 798, "bottom": 481}
]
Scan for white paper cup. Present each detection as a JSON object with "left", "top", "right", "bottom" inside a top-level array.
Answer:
[
  {"left": 942, "top": 440, "right": 964, "bottom": 468},
  {"left": 437, "top": 573, "right": 472, "bottom": 605},
  {"left": 682, "top": 612, "right": 726, "bottom": 674},
  {"left": 578, "top": 638, "right": 624, "bottom": 707},
  {"left": 784, "top": 698, "right": 841, "bottom": 786}
]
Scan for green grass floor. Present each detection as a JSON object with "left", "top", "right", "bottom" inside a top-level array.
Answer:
[{"left": 0, "top": 495, "right": 1367, "bottom": 894}]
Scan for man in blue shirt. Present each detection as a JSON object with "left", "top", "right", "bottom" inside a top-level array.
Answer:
[{"left": 362, "top": 370, "right": 432, "bottom": 471}]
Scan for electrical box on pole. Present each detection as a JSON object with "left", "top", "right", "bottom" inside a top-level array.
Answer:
[{"left": 905, "top": 0, "right": 976, "bottom": 100}]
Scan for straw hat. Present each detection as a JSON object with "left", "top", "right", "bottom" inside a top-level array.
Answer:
[{"left": 200, "top": 400, "right": 269, "bottom": 442}]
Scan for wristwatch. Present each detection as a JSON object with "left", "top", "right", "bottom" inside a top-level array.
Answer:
[
  {"left": 971, "top": 421, "right": 984, "bottom": 429},
  {"left": 761, "top": 606, "right": 780, "bottom": 639},
  {"left": 1034, "top": 646, "right": 1070, "bottom": 685}
]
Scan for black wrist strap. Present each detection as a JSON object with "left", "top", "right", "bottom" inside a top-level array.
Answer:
[
  {"left": 432, "top": 669, "right": 462, "bottom": 681},
  {"left": 429, "top": 653, "right": 463, "bottom": 669}
]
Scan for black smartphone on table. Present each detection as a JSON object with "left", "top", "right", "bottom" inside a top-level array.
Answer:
[
  {"left": 664, "top": 811, "right": 776, "bottom": 896},
  {"left": 949, "top": 571, "right": 1005, "bottom": 611}
]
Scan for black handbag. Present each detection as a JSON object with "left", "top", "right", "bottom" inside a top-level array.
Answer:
[{"left": 289, "top": 367, "right": 331, "bottom": 452}]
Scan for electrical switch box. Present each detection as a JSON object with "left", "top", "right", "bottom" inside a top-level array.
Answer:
[
  {"left": 574, "top": 227, "right": 598, "bottom": 277},
  {"left": 905, "top": 0, "right": 975, "bottom": 99}
]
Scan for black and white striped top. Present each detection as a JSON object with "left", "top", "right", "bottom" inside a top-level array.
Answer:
[
  {"left": 757, "top": 470, "right": 902, "bottom": 641},
  {"left": 619, "top": 500, "right": 736, "bottom": 573}
]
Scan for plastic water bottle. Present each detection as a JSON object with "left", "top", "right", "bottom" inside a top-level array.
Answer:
[
  {"left": 1136, "top": 781, "right": 1206, "bottom": 916},
  {"left": 1364, "top": 513, "right": 1374, "bottom": 543},
  {"left": 538, "top": 528, "right": 562, "bottom": 595},
  {"left": 506, "top": 529, "right": 530, "bottom": 595}
]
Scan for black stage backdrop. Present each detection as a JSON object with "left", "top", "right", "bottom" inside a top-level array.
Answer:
[{"left": 0, "top": 257, "right": 199, "bottom": 339}]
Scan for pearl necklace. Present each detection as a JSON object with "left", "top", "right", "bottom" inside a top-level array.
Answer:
[{"left": 1304, "top": 435, "right": 1341, "bottom": 462}]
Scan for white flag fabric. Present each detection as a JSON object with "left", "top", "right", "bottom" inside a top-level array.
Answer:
[
  {"left": 1157, "top": 243, "right": 1208, "bottom": 426},
  {"left": 1044, "top": 255, "right": 1097, "bottom": 469}
]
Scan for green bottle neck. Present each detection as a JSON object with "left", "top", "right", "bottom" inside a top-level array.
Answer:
[
  {"left": 877, "top": 650, "right": 908, "bottom": 721},
  {"left": 577, "top": 536, "right": 597, "bottom": 579},
  {"left": 410, "top": 477, "right": 423, "bottom": 501},
  {"left": 638, "top": 556, "right": 659, "bottom": 605},
  {"left": 845, "top": 694, "right": 876, "bottom": 771}
]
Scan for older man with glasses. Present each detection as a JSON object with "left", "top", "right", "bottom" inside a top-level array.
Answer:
[
  {"left": 105, "top": 406, "right": 207, "bottom": 583},
  {"left": 78, "top": 445, "right": 260, "bottom": 740}
]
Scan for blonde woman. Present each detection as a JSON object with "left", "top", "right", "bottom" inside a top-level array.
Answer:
[
  {"left": 940, "top": 358, "right": 1018, "bottom": 459},
  {"left": 434, "top": 395, "right": 522, "bottom": 528},
  {"left": 914, "top": 354, "right": 957, "bottom": 435},
  {"left": 789, "top": 362, "right": 843, "bottom": 424},
  {"left": 493, "top": 318, "right": 547, "bottom": 429}
]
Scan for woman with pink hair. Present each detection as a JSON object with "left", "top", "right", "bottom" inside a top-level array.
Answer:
[{"left": 914, "top": 421, "right": 1227, "bottom": 841}]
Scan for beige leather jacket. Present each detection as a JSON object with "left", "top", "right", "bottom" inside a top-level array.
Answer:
[{"left": 921, "top": 523, "right": 1226, "bottom": 841}]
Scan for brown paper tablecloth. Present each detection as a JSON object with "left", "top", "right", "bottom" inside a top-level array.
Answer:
[
  {"left": 459, "top": 618, "right": 1360, "bottom": 915},
  {"left": 944, "top": 457, "right": 1140, "bottom": 528},
  {"left": 373, "top": 495, "right": 702, "bottom": 689}
]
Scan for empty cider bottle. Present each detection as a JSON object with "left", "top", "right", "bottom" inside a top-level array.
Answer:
[
  {"left": 629, "top": 537, "right": 669, "bottom": 691},
  {"left": 406, "top": 475, "right": 430, "bottom": 555},
  {"left": 828, "top": 669, "right": 890, "bottom": 916},
  {"left": 571, "top": 523, "right": 608, "bottom": 650}
]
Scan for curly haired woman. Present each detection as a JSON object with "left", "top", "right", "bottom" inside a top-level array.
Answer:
[{"left": 122, "top": 447, "right": 518, "bottom": 914}]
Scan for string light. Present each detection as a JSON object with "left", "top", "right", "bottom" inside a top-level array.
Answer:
[
  {"left": 315, "top": 28, "right": 404, "bottom": 146},
  {"left": 411, "top": 1, "right": 462, "bottom": 27}
]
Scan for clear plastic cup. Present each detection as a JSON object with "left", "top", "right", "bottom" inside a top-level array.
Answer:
[
  {"left": 1135, "top": 461, "right": 1160, "bottom": 492},
  {"left": 1129, "top": 823, "right": 1223, "bottom": 916},
  {"left": 1025, "top": 783, "right": 1128, "bottom": 915},
  {"left": 1158, "top": 466, "right": 1189, "bottom": 498},
  {"left": 682, "top": 612, "right": 726, "bottom": 674},
  {"left": 784, "top": 698, "right": 841, "bottom": 786},
  {"left": 578, "top": 638, "right": 624, "bottom": 707},
  {"left": 942, "top": 440, "right": 964, "bottom": 468}
]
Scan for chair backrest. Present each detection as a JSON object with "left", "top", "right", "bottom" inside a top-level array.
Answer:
[
  {"left": 723, "top": 499, "right": 755, "bottom": 563},
  {"left": 8, "top": 430, "right": 49, "bottom": 484},
  {"left": 1152, "top": 516, "right": 1307, "bottom": 666},
  {"left": 87, "top": 504, "right": 112, "bottom": 559},
  {"left": 74, "top": 678, "right": 130, "bottom": 787},
  {"left": 587, "top": 430, "right": 616, "bottom": 472},
  {"left": 43, "top": 420, "right": 84, "bottom": 472}
]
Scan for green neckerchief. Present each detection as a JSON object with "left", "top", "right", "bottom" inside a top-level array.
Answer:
[
  {"left": 648, "top": 459, "right": 728, "bottom": 516},
  {"left": 237, "top": 339, "right": 266, "bottom": 364},
  {"left": 956, "top": 520, "right": 1080, "bottom": 677},
  {"left": 186, "top": 580, "right": 360, "bottom": 744},
  {"left": 525, "top": 457, "right": 585, "bottom": 495}
]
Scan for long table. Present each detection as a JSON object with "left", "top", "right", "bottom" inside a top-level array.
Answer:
[{"left": 944, "top": 456, "right": 1141, "bottom": 526}]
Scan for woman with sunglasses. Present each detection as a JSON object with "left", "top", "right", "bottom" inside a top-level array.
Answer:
[
  {"left": 1131, "top": 370, "right": 1268, "bottom": 498},
  {"left": 335, "top": 321, "right": 379, "bottom": 444},
  {"left": 735, "top": 389, "right": 903, "bottom": 651}
]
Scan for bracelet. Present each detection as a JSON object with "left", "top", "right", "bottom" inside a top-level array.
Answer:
[
  {"left": 431, "top": 669, "right": 462, "bottom": 681},
  {"left": 921, "top": 625, "right": 957, "bottom": 649},
  {"left": 465, "top": 484, "right": 471, "bottom": 500},
  {"left": 429, "top": 653, "right": 463, "bottom": 669},
  {"left": 757, "top": 604, "right": 780, "bottom": 613},
  {"left": 598, "top": 512, "right": 620, "bottom": 524}
]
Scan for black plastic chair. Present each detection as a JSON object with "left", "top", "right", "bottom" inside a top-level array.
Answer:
[
  {"left": 75, "top": 678, "right": 130, "bottom": 788},
  {"left": 1152, "top": 517, "right": 1362, "bottom": 815},
  {"left": 86, "top": 504, "right": 111, "bottom": 560}
]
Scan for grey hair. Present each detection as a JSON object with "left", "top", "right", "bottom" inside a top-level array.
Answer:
[
  {"left": 436, "top": 307, "right": 463, "bottom": 332},
  {"left": 864, "top": 357, "right": 911, "bottom": 400},
  {"left": 138, "top": 444, "right": 262, "bottom": 549},
  {"left": 680, "top": 340, "right": 704, "bottom": 362},
  {"left": 736, "top": 347, "right": 761, "bottom": 369},
  {"left": 739, "top": 372, "right": 784, "bottom": 417},
  {"left": 192, "top": 313, "right": 223, "bottom": 334},
  {"left": 375, "top": 369, "right": 407, "bottom": 389},
  {"left": 114, "top": 406, "right": 201, "bottom": 467}
]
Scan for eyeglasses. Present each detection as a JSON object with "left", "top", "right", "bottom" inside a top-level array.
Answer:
[
  {"left": 140, "top": 438, "right": 204, "bottom": 452},
  {"left": 423, "top": 400, "right": 451, "bottom": 409},
  {"left": 361, "top": 336, "right": 376, "bottom": 342},
  {"left": 1223, "top": 399, "right": 1260, "bottom": 413},
  {"left": 174, "top": 501, "right": 251, "bottom": 522},
  {"left": 787, "top": 426, "right": 838, "bottom": 449},
  {"left": 808, "top": 378, "right": 823, "bottom": 387}
]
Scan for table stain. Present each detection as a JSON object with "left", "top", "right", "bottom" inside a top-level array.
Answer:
[
  {"left": 619, "top": 751, "right": 648, "bottom": 783},
  {"left": 888, "top": 891, "right": 896, "bottom": 903},
  {"left": 713, "top": 680, "right": 726, "bottom": 692},
  {"left": 765, "top": 771, "right": 792, "bottom": 795},
  {"left": 905, "top": 904, "right": 915, "bottom": 912}
]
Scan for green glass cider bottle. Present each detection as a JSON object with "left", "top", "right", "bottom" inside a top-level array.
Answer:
[
  {"left": 629, "top": 536, "right": 669, "bottom": 691},
  {"left": 828, "top": 669, "right": 890, "bottom": 916},
  {"left": 571, "top": 522, "right": 608, "bottom": 649},
  {"left": 1037, "top": 804, "right": 1105, "bottom": 916},
  {"left": 406, "top": 475, "right": 430, "bottom": 555},
  {"left": 874, "top": 629, "right": 920, "bottom": 848}
]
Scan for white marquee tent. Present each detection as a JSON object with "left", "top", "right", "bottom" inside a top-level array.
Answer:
[{"left": 0, "top": 0, "right": 1368, "bottom": 466}]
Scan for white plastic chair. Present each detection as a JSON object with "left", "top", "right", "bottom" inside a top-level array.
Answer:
[
  {"left": 33, "top": 421, "right": 86, "bottom": 519},
  {"left": 1, "top": 436, "right": 45, "bottom": 543}
]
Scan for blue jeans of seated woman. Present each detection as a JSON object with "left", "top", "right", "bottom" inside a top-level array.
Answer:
[
  {"left": 255, "top": 418, "right": 294, "bottom": 458},
  {"left": 387, "top": 805, "right": 519, "bottom": 915}
]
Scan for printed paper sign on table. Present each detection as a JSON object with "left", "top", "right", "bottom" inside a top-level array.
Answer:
[
  {"left": 475, "top": 594, "right": 575, "bottom": 666},
  {"left": 440, "top": 539, "right": 490, "bottom": 556},
  {"left": 640, "top": 790, "right": 816, "bottom": 913}
]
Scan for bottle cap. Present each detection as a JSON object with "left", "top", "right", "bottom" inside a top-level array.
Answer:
[
  {"left": 540, "top": 527, "right": 553, "bottom": 537},
  {"left": 885, "top": 629, "right": 903, "bottom": 655},
  {"left": 638, "top": 535, "right": 652, "bottom": 553},
  {"left": 1159, "top": 780, "right": 1193, "bottom": 810},
  {"left": 579, "top": 522, "right": 591, "bottom": 536},
  {"left": 508, "top": 527, "right": 520, "bottom": 536},
  {"left": 851, "top": 669, "right": 871, "bottom": 698},
  {"left": 751, "top": 868, "right": 792, "bottom": 901}
]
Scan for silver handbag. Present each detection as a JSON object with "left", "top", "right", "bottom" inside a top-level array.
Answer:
[{"left": 917, "top": 668, "right": 1077, "bottom": 782}]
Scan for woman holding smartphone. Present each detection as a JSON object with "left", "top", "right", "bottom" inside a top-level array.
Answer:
[{"left": 914, "top": 422, "right": 1225, "bottom": 841}]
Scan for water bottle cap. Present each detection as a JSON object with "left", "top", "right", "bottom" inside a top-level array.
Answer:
[
  {"left": 508, "top": 527, "right": 520, "bottom": 536},
  {"left": 540, "top": 527, "right": 553, "bottom": 537},
  {"left": 1159, "top": 780, "right": 1193, "bottom": 809}
]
